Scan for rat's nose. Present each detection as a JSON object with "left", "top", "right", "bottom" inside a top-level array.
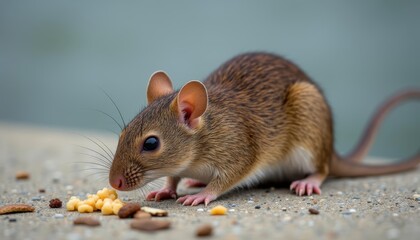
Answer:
[{"left": 110, "top": 175, "right": 126, "bottom": 190}]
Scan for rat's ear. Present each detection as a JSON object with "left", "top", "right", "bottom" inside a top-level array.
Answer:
[
  {"left": 147, "top": 71, "right": 174, "bottom": 104},
  {"left": 172, "top": 80, "right": 208, "bottom": 129}
]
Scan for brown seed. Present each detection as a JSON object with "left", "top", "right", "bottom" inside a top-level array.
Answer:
[
  {"left": 73, "top": 217, "right": 101, "bottom": 227},
  {"left": 15, "top": 171, "right": 30, "bottom": 180},
  {"left": 130, "top": 219, "right": 171, "bottom": 232},
  {"left": 0, "top": 204, "right": 35, "bottom": 215},
  {"left": 134, "top": 211, "right": 152, "bottom": 219},
  {"left": 39, "top": 189, "right": 46, "bottom": 193},
  {"left": 49, "top": 198, "right": 62, "bottom": 208},
  {"left": 118, "top": 203, "right": 141, "bottom": 218},
  {"left": 308, "top": 208, "right": 320, "bottom": 215},
  {"left": 196, "top": 224, "right": 213, "bottom": 237}
]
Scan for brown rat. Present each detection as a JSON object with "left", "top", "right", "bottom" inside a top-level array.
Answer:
[{"left": 109, "top": 52, "right": 420, "bottom": 206}]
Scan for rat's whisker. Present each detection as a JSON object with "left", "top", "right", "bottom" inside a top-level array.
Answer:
[
  {"left": 73, "top": 156, "right": 111, "bottom": 169},
  {"left": 101, "top": 88, "right": 127, "bottom": 129},
  {"left": 76, "top": 134, "right": 114, "bottom": 162},
  {"left": 84, "top": 108, "right": 123, "bottom": 131},
  {"left": 72, "top": 161, "right": 111, "bottom": 170},
  {"left": 74, "top": 145, "right": 112, "bottom": 164},
  {"left": 93, "top": 136, "right": 115, "bottom": 158}
]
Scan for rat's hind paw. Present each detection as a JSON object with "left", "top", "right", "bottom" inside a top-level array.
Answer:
[
  {"left": 176, "top": 192, "right": 217, "bottom": 206},
  {"left": 290, "top": 180, "right": 322, "bottom": 196},
  {"left": 184, "top": 178, "right": 207, "bottom": 188},
  {"left": 146, "top": 188, "right": 177, "bottom": 201}
]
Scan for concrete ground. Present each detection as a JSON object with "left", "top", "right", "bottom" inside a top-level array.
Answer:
[{"left": 0, "top": 123, "right": 419, "bottom": 240}]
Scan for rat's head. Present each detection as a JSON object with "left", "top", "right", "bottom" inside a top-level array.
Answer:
[{"left": 109, "top": 71, "right": 208, "bottom": 191}]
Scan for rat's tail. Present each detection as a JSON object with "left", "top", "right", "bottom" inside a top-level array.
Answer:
[
  {"left": 329, "top": 89, "right": 420, "bottom": 177},
  {"left": 343, "top": 89, "right": 420, "bottom": 163}
]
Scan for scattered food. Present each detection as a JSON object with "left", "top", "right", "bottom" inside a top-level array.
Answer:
[
  {"left": 209, "top": 205, "right": 227, "bottom": 215},
  {"left": 49, "top": 198, "right": 62, "bottom": 208},
  {"left": 15, "top": 171, "right": 30, "bottom": 180},
  {"left": 0, "top": 204, "right": 35, "bottom": 215},
  {"left": 66, "top": 188, "right": 124, "bottom": 215},
  {"left": 141, "top": 206, "right": 168, "bottom": 217},
  {"left": 196, "top": 223, "right": 213, "bottom": 237},
  {"left": 39, "top": 189, "right": 46, "bottom": 193},
  {"left": 308, "top": 208, "right": 320, "bottom": 215},
  {"left": 130, "top": 219, "right": 171, "bottom": 232},
  {"left": 134, "top": 211, "right": 152, "bottom": 219},
  {"left": 73, "top": 217, "right": 101, "bottom": 227},
  {"left": 118, "top": 203, "right": 141, "bottom": 218}
]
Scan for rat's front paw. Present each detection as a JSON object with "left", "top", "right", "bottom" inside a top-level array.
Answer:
[
  {"left": 290, "top": 179, "right": 322, "bottom": 196},
  {"left": 146, "top": 188, "right": 177, "bottom": 201},
  {"left": 176, "top": 192, "right": 217, "bottom": 206}
]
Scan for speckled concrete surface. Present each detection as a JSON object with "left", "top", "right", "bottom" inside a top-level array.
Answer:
[{"left": 1, "top": 123, "right": 419, "bottom": 240}]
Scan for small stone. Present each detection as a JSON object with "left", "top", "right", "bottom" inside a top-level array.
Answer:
[
  {"left": 348, "top": 208, "right": 356, "bottom": 213},
  {"left": 65, "top": 185, "right": 74, "bottom": 191},
  {"left": 197, "top": 208, "right": 204, "bottom": 212},
  {"left": 196, "top": 224, "right": 213, "bottom": 237},
  {"left": 31, "top": 196, "right": 41, "bottom": 201},
  {"left": 255, "top": 206, "right": 261, "bottom": 209},
  {"left": 229, "top": 209, "right": 235, "bottom": 212},
  {"left": 54, "top": 214, "right": 64, "bottom": 219},
  {"left": 9, "top": 218, "right": 17, "bottom": 222},
  {"left": 336, "top": 191, "right": 343, "bottom": 195},
  {"left": 308, "top": 208, "right": 319, "bottom": 215},
  {"left": 282, "top": 207, "right": 287, "bottom": 211},
  {"left": 247, "top": 200, "right": 254, "bottom": 204},
  {"left": 39, "top": 189, "right": 46, "bottom": 193}
]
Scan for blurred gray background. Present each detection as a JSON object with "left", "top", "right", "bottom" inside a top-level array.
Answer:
[{"left": 0, "top": 0, "right": 419, "bottom": 159}]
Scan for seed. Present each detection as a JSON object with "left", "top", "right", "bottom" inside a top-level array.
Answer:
[
  {"left": 73, "top": 217, "right": 101, "bottom": 226},
  {"left": 15, "top": 171, "right": 30, "bottom": 180},
  {"left": 0, "top": 204, "right": 35, "bottom": 215},
  {"left": 196, "top": 224, "right": 213, "bottom": 237},
  {"left": 308, "top": 208, "right": 319, "bottom": 215},
  {"left": 118, "top": 203, "right": 141, "bottom": 218},
  {"left": 130, "top": 219, "right": 171, "bottom": 232},
  {"left": 49, "top": 198, "right": 62, "bottom": 208}
]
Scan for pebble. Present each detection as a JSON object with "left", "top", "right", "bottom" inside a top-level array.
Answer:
[
  {"left": 65, "top": 185, "right": 74, "bottom": 191},
  {"left": 348, "top": 209, "right": 357, "bottom": 213},
  {"left": 9, "top": 218, "right": 17, "bottom": 222},
  {"left": 229, "top": 209, "right": 235, "bottom": 212},
  {"left": 255, "top": 206, "right": 261, "bottom": 209},
  {"left": 247, "top": 200, "right": 254, "bottom": 204},
  {"left": 31, "top": 196, "right": 42, "bottom": 201},
  {"left": 336, "top": 191, "right": 343, "bottom": 195},
  {"left": 196, "top": 224, "right": 213, "bottom": 237},
  {"left": 197, "top": 208, "right": 204, "bottom": 212},
  {"left": 308, "top": 208, "right": 319, "bottom": 215},
  {"left": 281, "top": 207, "right": 287, "bottom": 211},
  {"left": 54, "top": 214, "right": 64, "bottom": 219}
]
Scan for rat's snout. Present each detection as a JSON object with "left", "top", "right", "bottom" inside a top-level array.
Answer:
[{"left": 109, "top": 174, "right": 127, "bottom": 191}]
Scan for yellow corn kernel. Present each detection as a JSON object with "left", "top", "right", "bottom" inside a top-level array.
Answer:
[
  {"left": 78, "top": 204, "right": 94, "bottom": 213},
  {"left": 101, "top": 203, "right": 113, "bottom": 215},
  {"left": 85, "top": 198, "right": 96, "bottom": 208},
  {"left": 113, "top": 199, "right": 122, "bottom": 205},
  {"left": 97, "top": 188, "right": 108, "bottom": 199},
  {"left": 76, "top": 200, "right": 86, "bottom": 209},
  {"left": 66, "top": 198, "right": 80, "bottom": 211},
  {"left": 209, "top": 205, "right": 227, "bottom": 215},
  {"left": 112, "top": 203, "right": 123, "bottom": 215},
  {"left": 95, "top": 199, "right": 104, "bottom": 210}
]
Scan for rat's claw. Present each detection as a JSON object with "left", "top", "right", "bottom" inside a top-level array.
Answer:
[
  {"left": 146, "top": 188, "right": 177, "bottom": 201},
  {"left": 290, "top": 179, "right": 322, "bottom": 196},
  {"left": 177, "top": 192, "right": 217, "bottom": 206}
]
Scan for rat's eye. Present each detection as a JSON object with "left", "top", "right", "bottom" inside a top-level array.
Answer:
[{"left": 143, "top": 136, "right": 159, "bottom": 151}]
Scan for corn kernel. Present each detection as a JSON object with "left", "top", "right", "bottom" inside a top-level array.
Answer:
[
  {"left": 78, "top": 204, "right": 94, "bottom": 213},
  {"left": 95, "top": 199, "right": 104, "bottom": 210},
  {"left": 101, "top": 203, "right": 113, "bottom": 215},
  {"left": 112, "top": 203, "right": 123, "bottom": 215},
  {"left": 66, "top": 197, "right": 80, "bottom": 211},
  {"left": 209, "top": 205, "right": 227, "bottom": 215}
]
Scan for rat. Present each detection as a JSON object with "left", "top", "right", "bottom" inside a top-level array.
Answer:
[{"left": 109, "top": 52, "right": 420, "bottom": 206}]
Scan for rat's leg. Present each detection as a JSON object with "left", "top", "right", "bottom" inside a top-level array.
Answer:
[
  {"left": 177, "top": 174, "right": 239, "bottom": 206},
  {"left": 290, "top": 173, "right": 326, "bottom": 196},
  {"left": 146, "top": 176, "right": 180, "bottom": 201},
  {"left": 185, "top": 178, "right": 207, "bottom": 188}
]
